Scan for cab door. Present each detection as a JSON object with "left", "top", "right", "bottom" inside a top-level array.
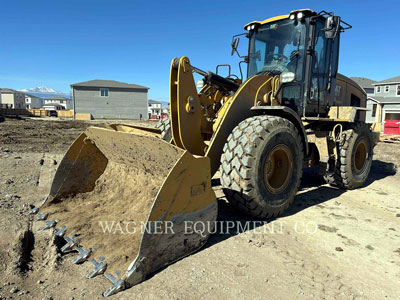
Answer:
[{"left": 306, "top": 17, "right": 340, "bottom": 116}]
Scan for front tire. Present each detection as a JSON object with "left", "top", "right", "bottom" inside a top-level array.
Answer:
[{"left": 220, "top": 116, "right": 304, "bottom": 218}]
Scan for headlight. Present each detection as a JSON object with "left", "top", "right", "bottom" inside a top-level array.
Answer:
[
  {"left": 246, "top": 25, "right": 251, "bottom": 31},
  {"left": 297, "top": 12, "right": 304, "bottom": 19},
  {"left": 251, "top": 24, "right": 256, "bottom": 30},
  {"left": 289, "top": 14, "right": 295, "bottom": 20},
  {"left": 280, "top": 72, "right": 295, "bottom": 83}
]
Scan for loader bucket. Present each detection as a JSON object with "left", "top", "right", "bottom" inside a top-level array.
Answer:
[{"left": 37, "top": 126, "right": 217, "bottom": 296}]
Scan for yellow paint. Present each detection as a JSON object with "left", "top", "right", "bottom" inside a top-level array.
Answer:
[
  {"left": 148, "top": 151, "right": 216, "bottom": 222},
  {"left": 170, "top": 56, "right": 207, "bottom": 155},
  {"left": 244, "top": 9, "right": 315, "bottom": 29},
  {"left": 212, "top": 95, "right": 232, "bottom": 132},
  {"left": 244, "top": 15, "right": 289, "bottom": 29},
  {"left": 255, "top": 77, "right": 273, "bottom": 105},
  {"left": 47, "top": 130, "right": 108, "bottom": 197},
  {"left": 169, "top": 58, "right": 183, "bottom": 148}
]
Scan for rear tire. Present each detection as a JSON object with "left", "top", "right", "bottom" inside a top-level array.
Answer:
[
  {"left": 155, "top": 118, "right": 172, "bottom": 142},
  {"left": 220, "top": 116, "right": 303, "bottom": 218},
  {"left": 324, "top": 122, "right": 373, "bottom": 189}
]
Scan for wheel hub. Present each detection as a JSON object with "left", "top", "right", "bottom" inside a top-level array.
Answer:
[
  {"left": 263, "top": 144, "right": 293, "bottom": 194},
  {"left": 353, "top": 139, "right": 368, "bottom": 174}
]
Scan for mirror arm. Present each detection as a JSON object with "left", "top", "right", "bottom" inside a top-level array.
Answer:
[{"left": 231, "top": 32, "right": 248, "bottom": 58}]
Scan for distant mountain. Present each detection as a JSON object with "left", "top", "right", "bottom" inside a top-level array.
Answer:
[
  {"left": 19, "top": 86, "right": 70, "bottom": 99},
  {"left": 21, "top": 86, "right": 62, "bottom": 93},
  {"left": 26, "top": 92, "right": 71, "bottom": 99}
]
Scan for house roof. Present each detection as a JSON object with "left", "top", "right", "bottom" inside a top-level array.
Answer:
[
  {"left": 148, "top": 99, "right": 161, "bottom": 104},
  {"left": 0, "top": 88, "right": 23, "bottom": 94},
  {"left": 373, "top": 76, "right": 400, "bottom": 85},
  {"left": 45, "top": 96, "right": 70, "bottom": 100},
  {"left": 350, "top": 77, "right": 377, "bottom": 89},
  {"left": 368, "top": 96, "right": 400, "bottom": 104},
  {"left": 25, "top": 93, "right": 42, "bottom": 99},
  {"left": 71, "top": 79, "right": 149, "bottom": 90}
]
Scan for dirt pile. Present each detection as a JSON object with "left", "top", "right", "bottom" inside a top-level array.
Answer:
[{"left": 40, "top": 129, "right": 183, "bottom": 274}]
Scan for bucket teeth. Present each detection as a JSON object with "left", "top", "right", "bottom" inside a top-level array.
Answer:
[
  {"left": 55, "top": 225, "right": 67, "bottom": 237},
  {"left": 61, "top": 236, "right": 77, "bottom": 253},
  {"left": 72, "top": 247, "right": 91, "bottom": 264},
  {"left": 103, "top": 271, "right": 125, "bottom": 297},
  {"left": 27, "top": 206, "right": 39, "bottom": 215},
  {"left": 39, "top": 219, "right": 57, "bottom": 231},
  {"left": 86, "top": 257, "right": 107, "bottom": 278},
  {"left": 36, "top": 213, "right": 49, "bottom": 221}
]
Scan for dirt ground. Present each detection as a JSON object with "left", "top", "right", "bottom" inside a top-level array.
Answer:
[{"left": 0, "top": 117, "right": 399, "bottom": 300}]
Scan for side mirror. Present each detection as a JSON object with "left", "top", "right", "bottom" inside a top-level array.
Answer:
[
  {"left": 325, "top": 16, "right": 341, "bottom": 39},
  {"left": 231, "top": 37, "right": 240, "bottom": 56}
]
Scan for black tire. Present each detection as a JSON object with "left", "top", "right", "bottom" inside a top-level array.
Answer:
[
  {"left": 155, "top": 118, "right": 172, "bottom": 142},
  {"left": 324, "top": 122, "right": 373, "bottom": 189},
  {"left": 220, "top": 116, "right": 304, "bottom": 218}
]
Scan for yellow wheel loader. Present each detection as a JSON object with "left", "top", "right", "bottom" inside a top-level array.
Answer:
[{"left": 30, "top": 9, "right": 378, "bottom": 296}]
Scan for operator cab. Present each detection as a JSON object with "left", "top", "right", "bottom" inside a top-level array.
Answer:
[{"left": 233, "top": 9, "right": 351, "bottom": 117}]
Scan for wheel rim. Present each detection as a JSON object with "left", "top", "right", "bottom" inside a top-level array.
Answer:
[
  {"left": 353, "top": 139, "right": 368, "bottom": 174},
  {"left": 264, "top": 144, "right": 293, "bottom": 194}
]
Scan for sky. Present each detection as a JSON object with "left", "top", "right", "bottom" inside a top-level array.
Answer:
[{"left": 0, "top": 0, "right": 399, "bottom": 101}]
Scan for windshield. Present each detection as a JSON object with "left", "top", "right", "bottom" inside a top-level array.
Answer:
[{"left": 248, "top": 18, "right": 306, "bottom": 79}]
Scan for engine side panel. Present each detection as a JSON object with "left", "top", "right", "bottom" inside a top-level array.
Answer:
[{"left": 332, "top": 74, "right": 367, "bottom": 121}]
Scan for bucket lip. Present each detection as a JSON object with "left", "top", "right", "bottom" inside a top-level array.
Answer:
[
  {"left": 105, "top": 123, "right": 162, "bottom": 134},
  {"left": 85, "top": 126, "right": 182, "bottom": 150}
]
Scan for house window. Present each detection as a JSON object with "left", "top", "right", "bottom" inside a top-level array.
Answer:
[
  {"left": 376, "top": 86, "right": 381, "bottom": 93},
  {"left": 100, "top": 88, "right": 109, "bottom": 97},
  {"left": 397, "top": 85, "right": 400, "bottom": 96},
  {"left": 384, "top": 85, "right": 390, "bottom": 93},
  {"left": 372, "top": 104, "right": 377, "bottom": 117}
]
